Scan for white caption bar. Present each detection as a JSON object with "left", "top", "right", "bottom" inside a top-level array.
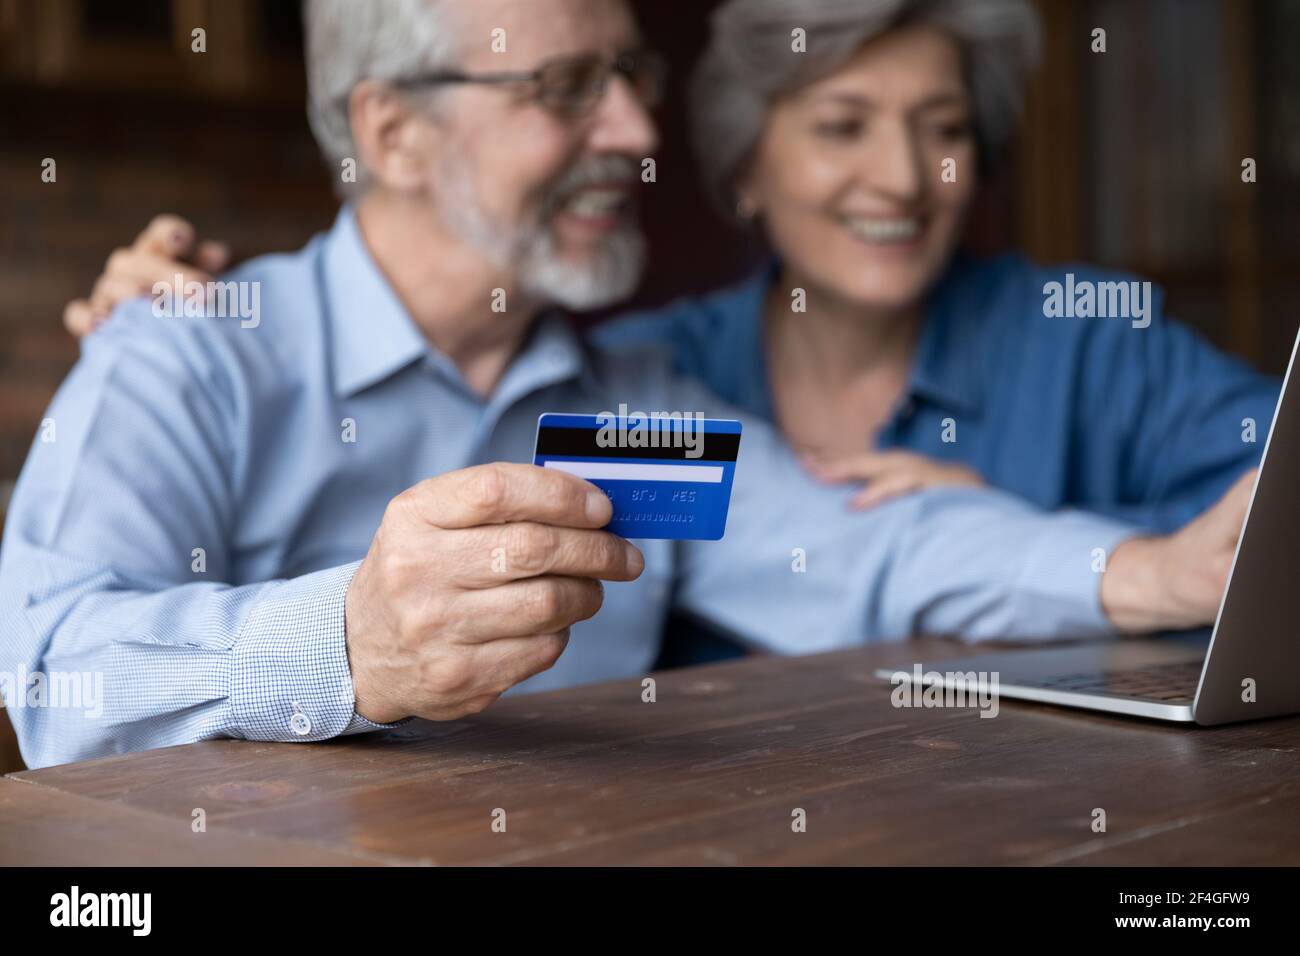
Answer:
[{"left": 543, "top": 461, "right": 724, "bottom": 483}]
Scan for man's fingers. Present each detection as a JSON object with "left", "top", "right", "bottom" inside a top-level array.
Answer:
[
  {"left": 413, "top": 632, "right": 571, "bottom": 719},
  {"left": 453, "top": 577, "right": 604, "bottom": 641},
  {"left": 139, "top": 214, "right": 198, "bottom": 258},
  {"left": 405, "top": 632, "right": 574, "bottom": 723},
  {"left": 470, "top": 630, "right": 571, "bottom": 690},
  {"left": 410, "top": 462, "right": 614, "bottom": 530},
  {"left": 455, "top": 523, "right": 642, "bottom": 587}
]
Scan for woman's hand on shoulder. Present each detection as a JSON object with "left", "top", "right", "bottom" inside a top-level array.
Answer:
[
  {"left": 64, "top": 215, "right": 229, "bottom": 337},
  {"left": 801, "top": 448, "right": 984, "bottom": 510}
]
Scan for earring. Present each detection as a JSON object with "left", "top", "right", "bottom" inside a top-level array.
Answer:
[{"left": 735, "top": 195, "right": 759, "bottom": 222}]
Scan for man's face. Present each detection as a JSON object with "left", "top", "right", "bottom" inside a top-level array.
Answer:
[{"left": 413, "top": 0, "right": 659, "bottom": 310}]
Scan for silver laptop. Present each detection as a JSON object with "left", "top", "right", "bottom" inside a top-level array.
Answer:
[{"left": 876, "top": 328, "right": 1300, "bottom": 725}]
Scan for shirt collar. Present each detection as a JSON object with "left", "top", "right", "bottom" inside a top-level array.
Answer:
[
  {"left": 711, "top": 265, "right": 778, "bottom": 419},
  {"left": 754, "top": 254, "right": 985, "bottom": 418},
  {"left": 490, "top": 310, "right": 599, "bottom": 411},
  {"left": 320, "top": 205, "right": 596, "bottom": 401},
  {"left": 322, "top": 205, "right": 429, "bottom": 398}
]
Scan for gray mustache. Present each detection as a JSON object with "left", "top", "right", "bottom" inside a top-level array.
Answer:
[{"left": 545, "top": 156, "right": 641, "bottom": 211}]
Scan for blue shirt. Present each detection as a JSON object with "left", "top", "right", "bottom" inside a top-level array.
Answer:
[
  {"left": 0, "top": 209, "right": 1136, "bottom": 768},
  {"left": 598, "top": 255, "right": 1279, "bottom": 532}
]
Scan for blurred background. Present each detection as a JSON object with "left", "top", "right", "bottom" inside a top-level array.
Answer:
[
  {"left": 0, "top": 0, "right": 1297, "bottom": 770},
  {"left": 3, "top": 0, "right": 1300, "bottom": 491}
]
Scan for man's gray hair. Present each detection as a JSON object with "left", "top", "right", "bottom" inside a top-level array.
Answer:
[
  {"left": 690, "top": 0, "right": 1041, "bottom": 216},
  {"left": 304, "top": 0, "right": 459, "bottom": 197}
]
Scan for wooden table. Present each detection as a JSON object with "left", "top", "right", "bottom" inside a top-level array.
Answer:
[{"left": 4, "top": 637, "right": 1299, "bottom": 866}]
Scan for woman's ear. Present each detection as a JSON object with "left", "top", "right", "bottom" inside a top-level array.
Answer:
[
  {"left": 731, "top": 153, "right": 767, "bottom": 221},
  {"left": 735, "top": 191, "right": 760, "bottom": 221},
  {"left": 733, "top": 169, "right": 762, "bottom": 222},
  {"left": 348, "top": 79, "right": 437, "bottom": 194}
]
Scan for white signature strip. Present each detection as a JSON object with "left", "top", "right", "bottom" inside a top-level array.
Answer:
[{"left": 542, "top": 460, "right": 724, "bottom": 483}]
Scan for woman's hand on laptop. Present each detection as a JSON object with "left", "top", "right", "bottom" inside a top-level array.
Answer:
[
  {"left": 63, "top": 214, "right": 228, "bottom": 336},
  {"left": 1102, "top": 470, "right": 1256, "bottom": 633}
]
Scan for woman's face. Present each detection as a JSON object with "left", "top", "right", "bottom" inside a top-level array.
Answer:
[{"left": 742, "top": 25, "right": 978, "bottom": 312}]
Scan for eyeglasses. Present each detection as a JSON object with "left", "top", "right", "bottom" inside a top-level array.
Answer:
[{"left": 391, "top": 49, "right": 668, "bottom": 116}]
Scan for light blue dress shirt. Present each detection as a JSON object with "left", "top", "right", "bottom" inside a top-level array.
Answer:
[
  {"left": 598, "top": 255, "right": 1279, "bottom": 533},
  {"left": 0, "top": 208, "right": 1136, "bottom": 768}
]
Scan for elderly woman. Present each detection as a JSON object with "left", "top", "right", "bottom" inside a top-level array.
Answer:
[
  {"left": 68, "top": 0, "right": 1276, "bottom": 532},
  {"left": 598, "top": 0, "right": 1279, "bottom": 530}
]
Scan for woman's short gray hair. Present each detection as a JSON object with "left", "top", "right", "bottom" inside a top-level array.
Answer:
[
  {"left": 690, "top": 0, "right": 1041, "bottom": 215},
  {"left": 304, "top": 0, "right": 459, "bottom": 196}
]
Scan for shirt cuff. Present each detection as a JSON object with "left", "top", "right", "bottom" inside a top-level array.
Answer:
[
  {"left": 342, "top": 713, "right": 412, "bottom": 735},
  {"left": 1009, "top": 510, "right": 1137, "bottom": 641},
  {"left": 229, "top": 560, "right": 374, "bottom": 742}
]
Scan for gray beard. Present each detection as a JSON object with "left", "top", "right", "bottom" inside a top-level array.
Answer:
[
  {"left": 516, "top": 221, "right": 646, "bottom": 311},
  {"left": 436, "top": 157, "right": 647, "bottom": 312}
]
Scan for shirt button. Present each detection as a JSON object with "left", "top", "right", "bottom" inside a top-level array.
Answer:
[{"left": 289, "top": 711, "right": 312, "bottom": 736}]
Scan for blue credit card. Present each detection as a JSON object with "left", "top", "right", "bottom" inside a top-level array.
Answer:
[{"left": 533, "top": 412, "right": 742, "bottom": 540}]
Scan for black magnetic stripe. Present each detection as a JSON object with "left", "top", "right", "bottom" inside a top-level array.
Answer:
[{"left": 536, "top": 427, "right": 740, "bottom": 462}]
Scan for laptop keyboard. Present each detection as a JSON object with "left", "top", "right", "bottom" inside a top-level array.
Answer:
[{"left": 1020, "top": 660, "right": 1203, "bottom": 703}]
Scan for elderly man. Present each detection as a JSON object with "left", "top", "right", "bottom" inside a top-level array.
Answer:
[{"left": 0, "top": 0, "right": 1246, "bottom": 768}]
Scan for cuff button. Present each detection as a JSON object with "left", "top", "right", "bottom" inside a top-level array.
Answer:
[{"left": 289, "top": 711, "right": 312, "bottom": 736}]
